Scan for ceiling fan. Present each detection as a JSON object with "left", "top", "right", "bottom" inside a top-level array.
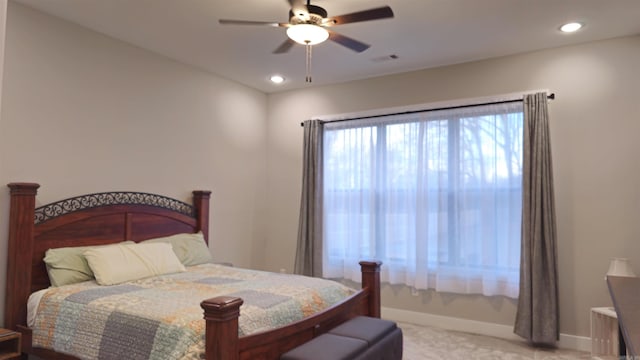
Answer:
[{"left": 219, "top": 0, "right": 394, "bottom": 54}]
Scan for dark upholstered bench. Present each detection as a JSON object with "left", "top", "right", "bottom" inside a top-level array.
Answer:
[{"left": 280, "top": 316, "right": 403, "bottom": 360}]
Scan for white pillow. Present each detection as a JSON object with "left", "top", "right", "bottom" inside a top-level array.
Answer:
[{"left": 84, "top": 242, "right": 185, "bottom": 285}]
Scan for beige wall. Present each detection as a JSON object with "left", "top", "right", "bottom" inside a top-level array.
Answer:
[
  {"left": 0, "top": 3, "right": 268, "bottom": 325},
  {"left": 0, "top": 0, "right": 6, "bottom": 332},
  {"left": 0, "top": 0, "right": 6, "bottom": 114},
  {"left": 265, "top": 35, "right": 640, "bottom": 337}
]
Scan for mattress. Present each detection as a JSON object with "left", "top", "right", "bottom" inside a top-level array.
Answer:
[{"left": 28, "top": 263, "right": 355, "bottom": 360}]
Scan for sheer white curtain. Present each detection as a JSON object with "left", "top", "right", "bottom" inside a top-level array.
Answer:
[{"left": 322, "top": 102, "right": 523, "bottom": 298}]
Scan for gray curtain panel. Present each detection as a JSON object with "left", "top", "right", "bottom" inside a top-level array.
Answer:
[
  {"left": 294, "top": 120, "right": 324, "bottom": 276},
  {"left": 514, "top": 92, "right": 559, "bottom": 345}
]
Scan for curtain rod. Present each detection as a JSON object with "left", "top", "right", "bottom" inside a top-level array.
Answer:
[{"left": 300, "top": 93, "right": 555, "bottom": 127}]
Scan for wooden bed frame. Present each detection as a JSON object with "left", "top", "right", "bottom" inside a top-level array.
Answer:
[{"left": 4, "top": 183, "right": 381, "bottom": 360}]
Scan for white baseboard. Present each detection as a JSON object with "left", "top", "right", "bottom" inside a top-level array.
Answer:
[{"left": 381, "top": 307, "right": 591, "bottom": 353}]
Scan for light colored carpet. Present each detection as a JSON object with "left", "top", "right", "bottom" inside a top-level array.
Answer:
[{"left": 399, "top": 322, "right": 591, "bottom": 359}]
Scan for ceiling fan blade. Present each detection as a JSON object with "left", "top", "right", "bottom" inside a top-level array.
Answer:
[
  {"left": 328, "top": 30, "right": 370, "bottom": 53},
  {"left": 273, "top": 38, "right": 295, "bottom": 54},
  {"left": 219, "top": 19, "right": 289, "bottom": 27},
  {"left": 288, "top": 0, "right": 309, "bottom": 20},
  {"left": 324, "top": 6, "right": 394, "bottom": 26}
]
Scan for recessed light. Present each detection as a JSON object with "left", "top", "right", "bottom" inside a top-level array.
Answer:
[
  {"left": 270, "top": 75, "right": 285, "bottom": 84},
  {"left": 560, "top": 22, "right": 583, "bottom": 33}
]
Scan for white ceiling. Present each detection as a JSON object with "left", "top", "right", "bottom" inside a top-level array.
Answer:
[{"left": 12, "top": 0, "right": 640, "bottom": 93}]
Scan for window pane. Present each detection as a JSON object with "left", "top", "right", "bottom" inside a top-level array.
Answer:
[{"left": 323, "top": 102, "right": 523, "bottom": 297}]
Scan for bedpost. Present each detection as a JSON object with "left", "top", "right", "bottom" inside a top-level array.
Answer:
[
  {"left": 201, "top": 296, "right": 243, "bottom": 360},
  {"left": 193, "top": 190, "right": 211, "bottom": 244},
  {"left": 5, "top": 183, "right": 40, "bottom": 330},
  {"left": 359, "top": 260, "right": 382, "bottom": 318}
]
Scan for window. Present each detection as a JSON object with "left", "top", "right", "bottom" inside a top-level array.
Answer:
[{"left": 322, "top": 102, "right": 523, "bottom": 298}]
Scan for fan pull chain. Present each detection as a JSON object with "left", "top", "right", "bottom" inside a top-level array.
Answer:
[{"left": 305, "top": 43, "right": 312, "bottom": 83}]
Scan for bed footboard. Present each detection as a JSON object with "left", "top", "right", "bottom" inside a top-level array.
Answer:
[
  {"left": 200, "top": 261, "right": 382, "bottom": 360},
  {"left": 201, "top": 296, "right": 244, "bottom": 360}
]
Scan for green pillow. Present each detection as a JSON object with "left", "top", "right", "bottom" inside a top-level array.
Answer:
[
  {"left": 141, "top": 232, "right": 213, "bottom": 266},
  {"left": 44, "top": 241, "right": 133, "bottom": 287}
]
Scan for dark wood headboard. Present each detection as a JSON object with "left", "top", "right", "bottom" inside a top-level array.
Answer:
[{"left": 4, "top": 182, "right": 211, "bottom": 331}]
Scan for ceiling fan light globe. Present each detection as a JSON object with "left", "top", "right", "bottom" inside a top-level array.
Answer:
[{"left": 286, "top": 24, "right": 329, "bottom": 45}]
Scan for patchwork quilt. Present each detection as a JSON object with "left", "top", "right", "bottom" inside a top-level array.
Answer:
[{"left": 32, "top": 264, "right": 355, "bottom": 360}]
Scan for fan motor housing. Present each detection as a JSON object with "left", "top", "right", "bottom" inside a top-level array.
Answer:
[{"left": 289, "top": 4, "right": 328, "bottom": 25}]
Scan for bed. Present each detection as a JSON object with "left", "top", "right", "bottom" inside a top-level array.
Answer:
[{"left": 4, "top": 183, "right": 382, "bottom": 360}]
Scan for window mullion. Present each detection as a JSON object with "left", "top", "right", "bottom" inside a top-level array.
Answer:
[
  {"left": 447, "top": 117, "right": 460, "bottom": 266},
  {"left": 375, "top": 125, "right": 387, "bottom": 259}
]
